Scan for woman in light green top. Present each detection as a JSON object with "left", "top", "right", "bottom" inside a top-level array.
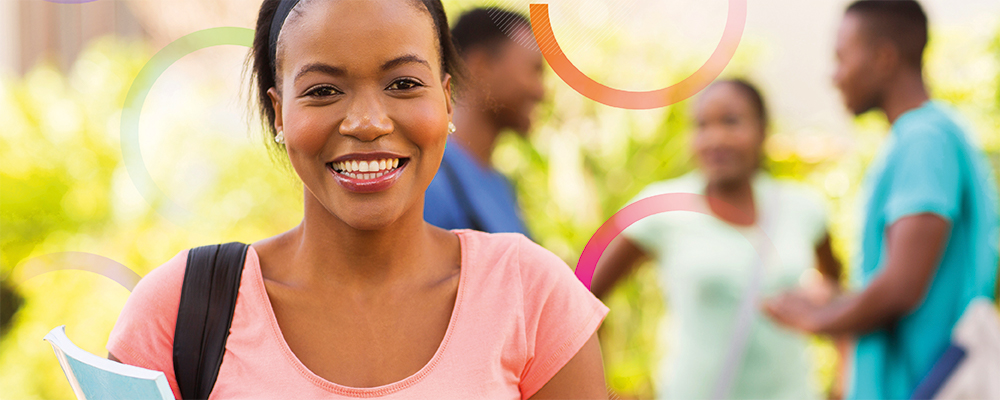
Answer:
[{"left": 591, "top": 79, "right": 843, "bottom": 399}]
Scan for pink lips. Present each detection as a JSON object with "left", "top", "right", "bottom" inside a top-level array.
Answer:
[{"left": 327, "top": 152, "right": 408, "bottom": 193}]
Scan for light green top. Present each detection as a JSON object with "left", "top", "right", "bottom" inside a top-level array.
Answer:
[{"left": 623, "top": 172, "right": 828, "bottom": 400}]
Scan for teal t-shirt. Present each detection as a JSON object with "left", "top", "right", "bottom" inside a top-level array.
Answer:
[{"left": 850, "top": 101, "right": 1000, "bottom": 400}]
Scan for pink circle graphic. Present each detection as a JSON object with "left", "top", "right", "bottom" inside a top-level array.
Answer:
[
  {"left": 575, "top": 193, "right": 778, "bottom": 289},
  {"left": 529, "top": 1, "right": 747, "bottom": 109}
]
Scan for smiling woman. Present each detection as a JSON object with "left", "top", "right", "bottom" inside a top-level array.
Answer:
[{"left": 103, "top": 0, "right": 609, "bottom": 399}]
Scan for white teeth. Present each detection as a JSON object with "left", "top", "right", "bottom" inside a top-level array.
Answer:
[{"left": 333, "top": 157, "right": 402, "bottom": 178}]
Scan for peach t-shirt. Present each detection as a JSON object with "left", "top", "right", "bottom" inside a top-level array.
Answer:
[{"left": 107, "top": 230, "right": 608, "bottom": 399}]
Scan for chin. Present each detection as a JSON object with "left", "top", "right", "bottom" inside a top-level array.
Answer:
[
  {"left": 339, "top": 212, "right": 399, "bottom": 232},
  {"left": 323, "top": 196, "right": 407, "bottom": 232}
]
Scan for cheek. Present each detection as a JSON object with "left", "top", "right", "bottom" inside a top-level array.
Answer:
[
  {"left": 284, "top": 108, "right": 337, "bottom": 157},
  {"left": 393, "top": 100, "right": 449, "bottom": 161}
]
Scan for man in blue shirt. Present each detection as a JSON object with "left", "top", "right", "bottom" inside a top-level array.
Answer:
[
  {"left": 423, "top": 8, "right": 544, "bottom": 235},
  {"left": 765, "top": 1, "right": 1000, "bottom": 399}
]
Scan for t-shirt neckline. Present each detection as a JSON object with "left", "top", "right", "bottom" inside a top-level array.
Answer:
[{"left": 245, "top": 230, "right": 470, "bottom": 397}]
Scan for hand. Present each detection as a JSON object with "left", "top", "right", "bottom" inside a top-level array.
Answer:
[{"left": 762, "top": 291, "right": 825, "bottom": 334}]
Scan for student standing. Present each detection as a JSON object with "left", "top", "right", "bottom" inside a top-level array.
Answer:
[
  {"left": 592, "top": 79, "right": 842, "bottom": 399},
  {"left": 765, "top": 2, "right": 1000, "bottom": 399},
  {"left": 423, "top": 8, "right": 545, "bottom": 235},
  {"left": 106, "top": 1, "right": 607, "bottom": 398}
]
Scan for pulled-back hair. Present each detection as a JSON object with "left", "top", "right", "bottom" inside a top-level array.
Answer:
[{"left": 247, "top": 0, "right": 464, "bottom": 147}]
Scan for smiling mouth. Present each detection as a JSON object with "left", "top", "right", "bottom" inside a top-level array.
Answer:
[{"left": 328, "top": 157, "right": 408, "bottom": 180}]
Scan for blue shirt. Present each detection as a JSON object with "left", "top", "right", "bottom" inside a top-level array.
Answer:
[
  {"left": 423, "top": 139, "right": 530, "bottom": 236},
  {"left": 850, "top": 101, "right": 1000, "bottom": 400}
]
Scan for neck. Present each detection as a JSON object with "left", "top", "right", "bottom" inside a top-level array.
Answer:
[
  {"left": 880, "top": 68, "right": 930, "bottom": 124},
  {"left": 451, "top": 101, "right": 501, "bottom": 167},
  {"left": 284, "top": 190, "right": 436, "bottom": 287},
  {"left": 706, "top": 175, "right": 754, "bottom": 201},
  {"left": 704, "top": 174, "right": 757, "bottom": 226}
]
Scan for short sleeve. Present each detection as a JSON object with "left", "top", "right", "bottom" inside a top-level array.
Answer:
[
  {"left": 884, "top": 130, "right": 962, "bottom": 225},
  {"left": 791, "top": 184, "right": 830, "bottom": 246},
  {"left": 106, "top": 251, "right": 187, "bottom": 400},
  {"left": 621, "top": 184, "right": 671, "bottom": 257},
  {"left": 516, "top": 236, "right": 610, "bottom": 399}
]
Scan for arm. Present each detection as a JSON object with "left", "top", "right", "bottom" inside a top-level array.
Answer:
[
  {"left": 765, "top": 213, "right": 950, "bottom": 335},
  {"left": 590, "top": 235, "right": 649, "bottom": 299},
  {"left": 529, "top": 332, "right": 607, "bottom": 399},
  {"left": 815, "top": 234, "right": 843, "bottom": 286}
]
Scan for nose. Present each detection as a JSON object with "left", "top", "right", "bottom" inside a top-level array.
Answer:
[{"left": 339, "top": 91, "right": 393, "bottom": 141}]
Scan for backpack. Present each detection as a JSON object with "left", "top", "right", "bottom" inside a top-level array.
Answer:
[{"left": 172, "top": 242, "right": 249, "bottom": 400}]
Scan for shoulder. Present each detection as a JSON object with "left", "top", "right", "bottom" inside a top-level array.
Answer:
[
  {"left": 106, "top": 250, "right": 189, "bottom": 368},
  {"left": 456, "top": 230, "right": 570, "bottom": 274},
  {"left": 891, "top": 103, "right": 966, "bottom": 152},
  {"left": 455, "top": 230, "right": 582, "bottom": 294},
  {"left": 632, "top": 173, "right": 702, "bottom": 201},
  {"left": 770, "top": 178, "right": 826, "bottom": 210},
  {"left": 125, "top": 250, "right": 189, "bottom": 320}
]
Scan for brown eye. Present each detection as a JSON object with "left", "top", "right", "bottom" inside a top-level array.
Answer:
[
  {"left": 387, "top": 78, "right": 423, "bottom": 91},
  {"left": 306, "top": 85, "right": 341, "bottom": 97}
]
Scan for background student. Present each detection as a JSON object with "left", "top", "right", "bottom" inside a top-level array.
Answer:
[
  {"left": 423, "top": 8, "right": 545, "bottom": 235},
  {"left": 765, "top": 2, "right": 1000, "bottom": 399},
  {"left": 592, "top": 79, "right": 842, "bottom": 400}
]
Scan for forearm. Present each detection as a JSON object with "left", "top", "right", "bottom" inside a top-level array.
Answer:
[
  {"left": 590, "top": 236, "right": 646, "bottom": 299},
  {"left": 813, "top": 274, "right": 918, "bottom": 335}
]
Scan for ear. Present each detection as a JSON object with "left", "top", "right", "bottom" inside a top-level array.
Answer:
[
  {"left": 463, "top": 49, "right": 491, "bottom": 82},
  {"left": 266, "top": 87, "right": 284, "bottom": 134},
  {"left": 872, "top": 39, "right": 901, "bottom": 76},
  {"left": 442, "top": 73, "right": 453, "bottom": 118}
]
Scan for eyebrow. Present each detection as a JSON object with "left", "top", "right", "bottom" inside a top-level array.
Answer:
[
  {"left": 292, "top": 55, "right": 431, "bottom": 83},
  {"left": 293, "top": 63, "right": 346, "bottom": 83},
  {"left": 380, "top": 54, "right": 431, "bottom": 71}
]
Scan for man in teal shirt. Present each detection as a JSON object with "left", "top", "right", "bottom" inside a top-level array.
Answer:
[{"left": 765, "top": 1, "right": 999, "bottom": 399}]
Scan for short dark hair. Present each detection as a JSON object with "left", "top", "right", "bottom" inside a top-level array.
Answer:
[
  {"left": 451, "top": 8, "right": 531, "bottom": 57},
  {"left": 249, "top": 0, "right": 464, "bottom": 148},
  {"left": 845, "top": 0, "right": 928, "bottom": 69}
]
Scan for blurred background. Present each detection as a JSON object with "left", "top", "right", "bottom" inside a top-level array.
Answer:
[{"left": 1, "top": 0, "right": 998, "bottom": 398}]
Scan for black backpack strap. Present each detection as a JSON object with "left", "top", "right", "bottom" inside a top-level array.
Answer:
[{"left": 173, "top": 242, "right": 249, "bottom": 400}]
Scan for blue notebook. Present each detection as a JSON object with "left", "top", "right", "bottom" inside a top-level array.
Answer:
[{"left": 44, "top": 325, "right": 175, "bottom": 400}]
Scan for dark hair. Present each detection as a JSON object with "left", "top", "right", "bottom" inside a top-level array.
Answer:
[
  {"left": 710, "top": 78, "right": 769, "bottom": 131},
  {"left": 846, "top": 0, "right": 928, "bottom": 69},
  {"left": 451, "top": 7, "right": 531, "bottom": 57},
  {"left": 248, "top": 0, "right": 464, "bottom": 147}
]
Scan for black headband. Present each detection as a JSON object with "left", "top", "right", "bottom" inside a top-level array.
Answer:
[{"left": 269, "top": 0, "right": 304, "bottom": 71}]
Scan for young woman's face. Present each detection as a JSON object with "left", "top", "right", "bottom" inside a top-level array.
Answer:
[
  {"left": 692, "top": 83, "right": 764, "bottom": 187},
  {"left": 269, "top": 0, "right": 452, "bottom": 230}
]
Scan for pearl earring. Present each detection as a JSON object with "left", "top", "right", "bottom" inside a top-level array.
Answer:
[
  {"left": 275, "top": 130, "right": 285, "bottom": 145},
  {"left": 448, "top": 122, "right": 456, "bottom": 134}
]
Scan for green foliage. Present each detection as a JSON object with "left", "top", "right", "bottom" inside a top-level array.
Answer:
[
  {"left": 0, "top": 36, "right": 302, "bottom": 398},
  {"left": 2, "top": 9, "right": 998, "bottom": 400}
]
